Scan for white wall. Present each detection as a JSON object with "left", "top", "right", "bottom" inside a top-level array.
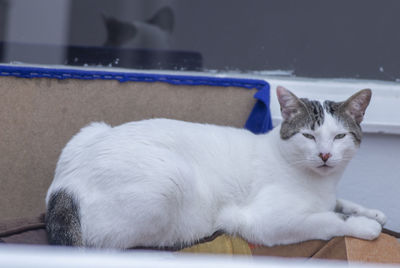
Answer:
[{"left": 339, "top": 133, "right": 400, "bottom": 231}]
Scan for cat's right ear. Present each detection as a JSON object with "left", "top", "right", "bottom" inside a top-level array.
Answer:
[
  {"left": 276, "top": 86, "right": 301, "bottom": 121},
  {"left": 342, "top": 89, "right": 372, "bottom": 124}
]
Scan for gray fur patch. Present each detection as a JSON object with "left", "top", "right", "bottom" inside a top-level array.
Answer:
[
  {"left": 280, "top": 98, "right": 325, "bottom": 139},
  {"left": 323, "top": 100, "right": 362, "bottom": 145},
  {"left": 46, "top": 189, "right": 82, "bottom": 246}
]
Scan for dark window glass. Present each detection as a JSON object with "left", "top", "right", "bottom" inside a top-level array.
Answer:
[{"left": 1, "top": 0, "right": 399, "bottom": 81}]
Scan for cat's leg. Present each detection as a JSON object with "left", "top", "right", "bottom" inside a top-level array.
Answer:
[
  {"left": 292, "top": 212, "right": 382, "bottom": 242},
  {"left": 335, "top": 199, "right": 387, "bottom": 226},
  {"left": 233, "top": 210, "right": 381, "bottom": 246}
]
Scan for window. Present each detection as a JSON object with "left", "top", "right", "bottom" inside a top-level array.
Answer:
[{"left": 1, "top": 0, "right": 399, "bottom": 82}]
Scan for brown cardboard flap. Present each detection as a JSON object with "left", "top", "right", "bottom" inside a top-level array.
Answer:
[
  {"left": 180, "top": 235, "right": 252, "bottom": 255},
  {"left": 250, "top": 233, "right": 400, "bottom": 264},
  {"left": 312, "top": 237, "right": 347, "bottom": 260},
  {"left": 345, "top": 233, "right": 400, "bottom": 263},
  {"left": 0, "top": 214, "right": 45, "bottom": 237},
  {"left": 251, "top": 239, "right": 328, "bottom": 258}
]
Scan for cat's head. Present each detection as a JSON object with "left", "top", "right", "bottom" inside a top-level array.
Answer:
[
  {"left": 277, "top": 86, "right": 371, "bottom": 175},
  {"left": 102, "top": 6, "right": 174, "bottom": 48}
]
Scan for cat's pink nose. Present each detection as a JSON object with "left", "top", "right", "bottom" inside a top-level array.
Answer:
[{"left": 319, "top": 153, "right": 332, "bottom": 162}]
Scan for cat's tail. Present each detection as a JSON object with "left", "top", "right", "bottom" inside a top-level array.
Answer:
[{"left": 45, "top": 189, "right": 83, "bottom": 246}]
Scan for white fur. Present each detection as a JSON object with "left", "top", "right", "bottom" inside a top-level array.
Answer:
[{"left": 46, "top": 115, "right": 385, "bottom": 248}]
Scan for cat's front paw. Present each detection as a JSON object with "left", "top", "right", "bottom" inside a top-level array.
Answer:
[
  {"left": 346, "top": 216, "right": 382, "bottom": 240},
  {"left": 364, "top": 209, "right": 387, "bottom": 226}
]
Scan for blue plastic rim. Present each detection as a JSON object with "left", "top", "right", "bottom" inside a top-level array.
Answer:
[{"left": 0, "top": 65, "right": 273, "bottom": 134}]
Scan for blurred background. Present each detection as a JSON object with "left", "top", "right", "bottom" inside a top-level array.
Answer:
[{"left": 1, "top": 0, "right": 400, "bottom": 81}]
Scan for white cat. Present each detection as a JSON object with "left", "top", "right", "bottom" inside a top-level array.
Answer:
[{"left": 45, "top": 86, "right": 386, "bottom": 249}]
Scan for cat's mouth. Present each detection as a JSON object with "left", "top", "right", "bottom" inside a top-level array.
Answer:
[{"left": 317, "top": 164, "right": 333, "bottom": 169}]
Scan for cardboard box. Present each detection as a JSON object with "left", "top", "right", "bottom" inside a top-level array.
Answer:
[{"left": 181, "top": 232, "right": 400, "bottom": 264}]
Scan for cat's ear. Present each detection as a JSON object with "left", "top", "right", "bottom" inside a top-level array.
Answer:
[
  {"left": 276, "top": 86, "right": 302, "bottom": 121},
  {"left": 342, "top": 89, "right": 372, "bottom": 124},
  {"left": 147, "top": 6, "right": 174, "bottom": 33},
  {"left": 101, "top": 13, "right": 137, "bottom": 47}
]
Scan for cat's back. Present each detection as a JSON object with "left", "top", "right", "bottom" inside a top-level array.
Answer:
[
  {"left": 98, "top": 118, "right": 253, "bottom": 151},
  {"left": 53, "top": 118, "right": 255, "bottom": 182},
  {"left": 62, "top": 118, "right": 208, "bottom": 154}
]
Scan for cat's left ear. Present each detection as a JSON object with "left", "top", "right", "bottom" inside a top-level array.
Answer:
[
  {"left": 276, "top": 86, "right": 303, "bottom": 121},
  {"left": 343, "top": 89, "right": 372, "bottom": 124}
]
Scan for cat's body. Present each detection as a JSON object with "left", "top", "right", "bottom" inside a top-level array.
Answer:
[{"left": 45, "top": 87, "right": 386, "bottom": 249}]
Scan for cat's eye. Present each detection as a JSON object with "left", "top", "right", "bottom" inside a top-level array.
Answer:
[
  {"left": 334, "top": 133, "right": 346, "bottom": 140},
  {"left": 302, "top": 133, "right": 315, "bottom": 140}
]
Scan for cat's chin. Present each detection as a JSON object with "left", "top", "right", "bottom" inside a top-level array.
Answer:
[
  {"left": 317, "top": 164, "right": 333, "bottom": 169},
  {"left": 312, "top": 164, "right": 337, "bottom": 175}
]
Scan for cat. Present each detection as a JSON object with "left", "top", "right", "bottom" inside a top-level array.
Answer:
[
  {"left": 45, "top": 86, "right": 386, "bottom": 249},
  {"left": 102, "top": 6, "right": 174, "bottom": 49}
]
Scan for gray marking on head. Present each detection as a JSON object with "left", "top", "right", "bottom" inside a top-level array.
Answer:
[
  {"left": 323, "top": 100, "right": 362, "bottom": 145},
  {"left": 46, "top": 189, "right": 82, "bottom": 246},
  {"left": 280, "top": 98, "right": 325, "bottom": 140}
]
